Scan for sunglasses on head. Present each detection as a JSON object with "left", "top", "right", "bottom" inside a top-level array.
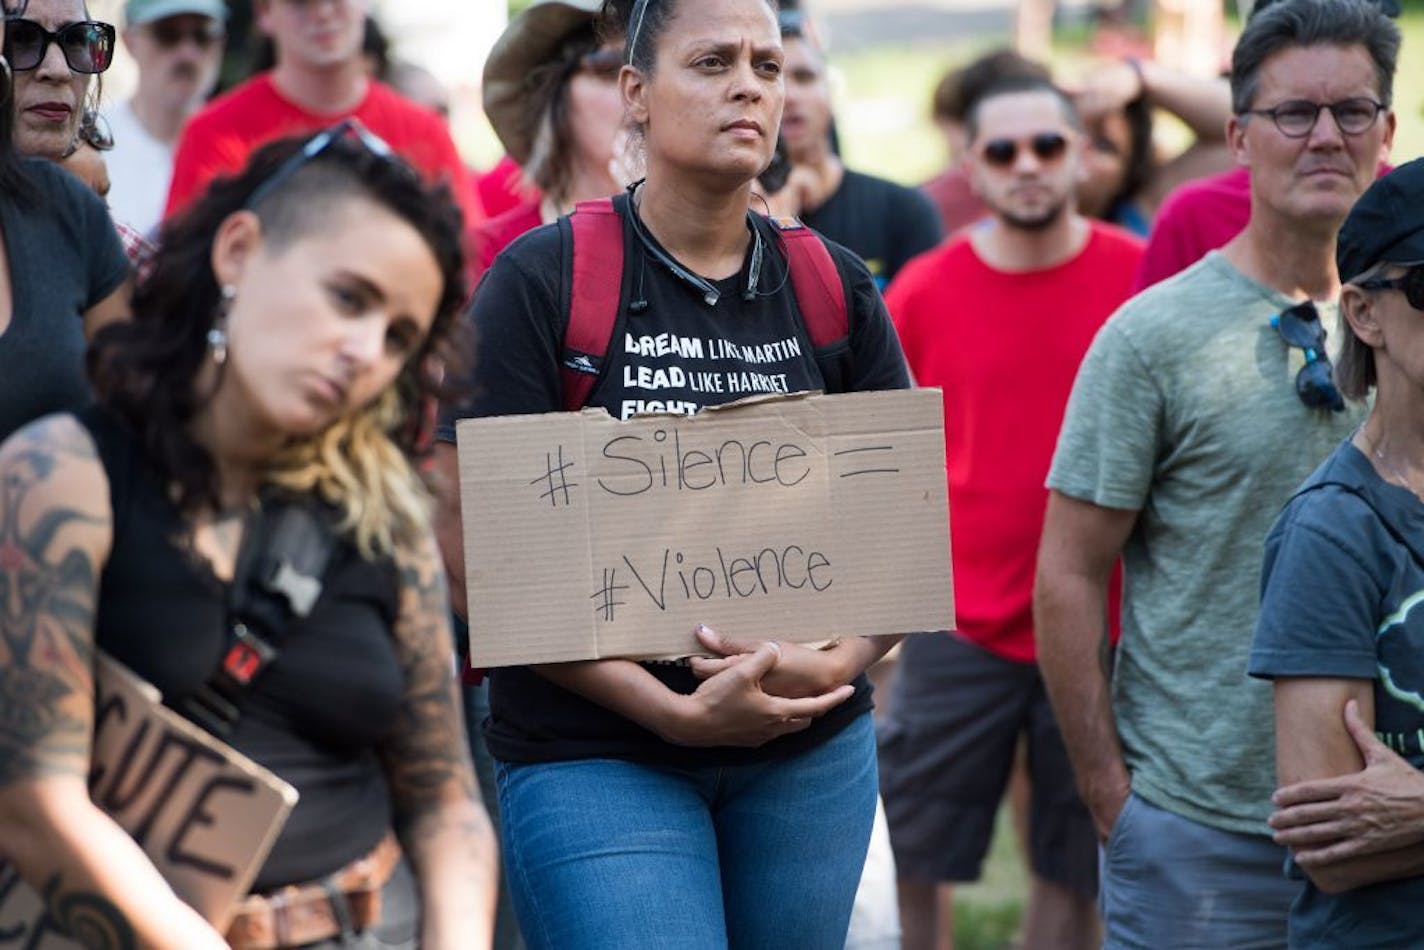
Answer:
[
  {"left": 980, "top": 132, "right": 1069, "bottom": 169},
  {"left": 149, "top": 17, "right": 225, "bottom": 49},
  {"left": 1356, "top": 265, "right": 1424, "bottom": 311},
  {"left": 1272, "top": 301, "right": 1345, "bottom": 412},
  {"left": 4, "top": 18, "right": 116, "bottom": 74},
  {"left": 244, "top": 118, "right": 397, "bottom": 211}
]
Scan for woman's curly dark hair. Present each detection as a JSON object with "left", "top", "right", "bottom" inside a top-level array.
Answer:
[{"left": 88, "top": 132, "right": 468, "bottom": 520}]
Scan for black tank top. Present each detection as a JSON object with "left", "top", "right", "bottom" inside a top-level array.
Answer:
[{"left": 76, "top": 407, "right": 404, "bottom": 891}]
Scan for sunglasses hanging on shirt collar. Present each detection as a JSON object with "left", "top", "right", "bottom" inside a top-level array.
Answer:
[{"left": 1271, "top": 301, "right": 1345, "bottom": 412}]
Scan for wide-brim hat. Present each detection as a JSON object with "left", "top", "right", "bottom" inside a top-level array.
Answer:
[
  {"left": 483, "top": 0, "right": 605, "bottom": 165},
  {"left": 124, "top": 0, "right": 228, "bottom": 27},
  {"left": 1337, "top": 157, "right": 1424, "bottom": 282}
]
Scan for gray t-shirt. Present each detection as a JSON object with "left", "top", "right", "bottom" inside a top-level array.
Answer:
[
  {"left": 0, "top": 158, "right": 130, "bottom": 444},
  {"left": 1048, "top": 251, "right": 1364, "bottom": 834}
]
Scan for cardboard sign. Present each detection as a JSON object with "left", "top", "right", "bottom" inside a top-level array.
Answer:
[
  {"left": 0, "top": 654, "right": 298, "bottom": 946},
  {"left": 458, "top": 389, "right": 954, "bottom": 666}
]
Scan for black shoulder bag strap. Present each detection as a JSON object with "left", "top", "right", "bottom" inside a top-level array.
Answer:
[{"left": 181, "top": 497, "right": 342, "bottom": 737}]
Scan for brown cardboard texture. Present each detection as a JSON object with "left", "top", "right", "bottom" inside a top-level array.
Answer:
[
  {"left": 457, "top": 389, "right": 953, "bottom": 666},
  {"left": 0, "top": 653, "right": 298, "bottom": 944}
]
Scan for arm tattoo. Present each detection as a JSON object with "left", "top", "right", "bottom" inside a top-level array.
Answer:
[
  {"left": 0, "top": 424, "right": 102, "bottom": 787},
  {"left": 39, "top": 871, "right": 137, "bottom": 950},
  {"left": 380, "top": 538, "right": 479, "bottom": 840}
]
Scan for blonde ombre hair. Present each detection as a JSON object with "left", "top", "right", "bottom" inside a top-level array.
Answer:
[
  {"left": 265, "top": 387, "right": 433, "bottom": 560},
  {"left": 89, "top": 135, "right": 467, "bottom": 545}
]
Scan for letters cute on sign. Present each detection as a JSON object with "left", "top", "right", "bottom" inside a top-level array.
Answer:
[
  {"left": 457, "top": 389, "right": 955, "bottom": 666},
  {"left": 0, "top": 653, "right": 296, "bottom": 947}
]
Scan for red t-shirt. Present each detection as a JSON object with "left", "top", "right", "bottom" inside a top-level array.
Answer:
[
  {"left": 1131, "top": 166, "right": 1249, "bottom": 293},
  {"left": 886, "top": 222, "right": 1141, "bottom": 662},
  {"left": 165, "top": 73, "right": 479, "bottom": 226},
  {"left": 468, "top": 199, "right": 543, "bottom": 283},
  {"left": 476, "top": 155, "right": 538, "bottom": 221}
]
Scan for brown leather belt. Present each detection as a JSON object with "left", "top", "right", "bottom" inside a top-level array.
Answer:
[{"left": 225, "top": 832, "right": 401, "bottom": 950}]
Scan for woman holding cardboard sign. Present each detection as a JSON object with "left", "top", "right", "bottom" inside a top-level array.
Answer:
[
  {"left": 0, "top": 126, "right": 496, "bottom": 947},
  {"left": 433, "top": 0, "right": 911, "bottom": 946}
]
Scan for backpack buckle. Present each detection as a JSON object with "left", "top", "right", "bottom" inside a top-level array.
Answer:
[{"left": 222, "top": 623, "right": 276, "bottom": 686}]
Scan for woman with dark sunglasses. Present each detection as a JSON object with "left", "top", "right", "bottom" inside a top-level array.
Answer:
[
  {"left": 0, "top": 127, "right": 497, "bottom": 948},
  {"left": 1249, "top": 158, "right": 1424, "bottom": 947},
  {"left": 0, "top": 7, "right": 130, "bottom": 445},
  {"left": 5, "top": 0, "right": 114, "bottom": 160},
  {"left": 436, "top": 0, "right": 911, "bottom": 946},
  {"left": 469, "top": 0, "right": 631, "bottom": 280}
]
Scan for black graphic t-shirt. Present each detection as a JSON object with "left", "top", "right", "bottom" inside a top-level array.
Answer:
[
  {"left": 1250, "top": 441, "right": 1424, "bottom": 947},
  {"left": 446, "top": 192, "right": 911, "bottom": 766},
  {"left": 802, "top": 168, "right": 944, "bottom": 290}
]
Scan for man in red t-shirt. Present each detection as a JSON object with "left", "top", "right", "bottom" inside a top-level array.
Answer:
[
  {"left": 164, "top": 0, "right": 477, "bottom": 226},
  {"left": 882, "top": 78, "right": 1141, "bottom": 950}
]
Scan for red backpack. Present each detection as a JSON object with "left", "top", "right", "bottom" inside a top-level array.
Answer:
[{"left": 559, "top": 197, "right": 852, "bottom": 410}]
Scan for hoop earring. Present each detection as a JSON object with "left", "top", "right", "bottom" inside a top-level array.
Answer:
[{"left": 207, "top": 285, "right": 235, "bottom": 366}]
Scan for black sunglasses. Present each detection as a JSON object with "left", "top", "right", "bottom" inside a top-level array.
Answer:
[
  {"left": 244, "top": 118, "right": 397, "bottom": 210},
  {"left": 4, "top": 18, "right": 116, "bottom": 74},
  {"left": 980, "top": 132, "right": 1069, "bottom": 169},
  {"left": 579, "top": 47, "right": 623, "bottom": 81},
  {"left": 1271, "top": 302, "right": 1344, "bottom": 412},
  {"left": 149, "top": 17, "right": 225, "bottom": 49},
  {"left": 1356, "top": 265, "right": 1424, "bottom": 311}
]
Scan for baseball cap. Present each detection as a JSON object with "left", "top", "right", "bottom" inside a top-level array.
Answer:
[
  {"left": 124, "top": 0, "right": 228, "bottom": 27},
  {"left": 483, "top": 0, "right": 605, "bottom": 165},
  {"left": 1337, "top": 158, "right": 1424, "bottom": 282}
]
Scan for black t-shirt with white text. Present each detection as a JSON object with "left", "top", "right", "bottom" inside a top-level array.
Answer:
[
  {"left": 448, "top": 193, "right": 911, "bottom": 766},
  {"left": 802, "top": 168, "right": 944, "bottom": 291}
]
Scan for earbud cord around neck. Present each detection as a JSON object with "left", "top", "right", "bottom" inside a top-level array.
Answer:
[{"left": 623, "top": 180, "right": 787, "bottom": 311}]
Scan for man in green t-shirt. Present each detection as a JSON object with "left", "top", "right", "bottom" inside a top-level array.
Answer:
[{"left": 1034, "top": 0, "right": 1398, "bottom": 945}]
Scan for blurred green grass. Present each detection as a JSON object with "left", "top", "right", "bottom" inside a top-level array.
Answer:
[
  {"left": 827, "top": 9, "right": 1424, "bottom": 187},
  {"left": 951, "top": 804, "right": 1031, "bottom": 950}
]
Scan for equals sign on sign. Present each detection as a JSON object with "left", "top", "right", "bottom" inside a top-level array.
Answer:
[{"left": 833, "top": 445, "right": 899, "bottom": 478}]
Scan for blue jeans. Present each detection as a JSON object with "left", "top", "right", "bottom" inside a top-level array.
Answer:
[
  {"left": 497, "top": 713, "right": 879, "bottom": 950},
  {"left": 1101, "top": 791, "right": 1298, "bottom": 949}
]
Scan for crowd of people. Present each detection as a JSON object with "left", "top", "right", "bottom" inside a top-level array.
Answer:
[{"left": 1, "top": 0, "right": 1423, "bottom": 947}]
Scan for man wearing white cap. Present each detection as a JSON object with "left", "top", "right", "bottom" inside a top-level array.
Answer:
[{"left": 107, "top": 0, "right": 226, "bottom": 236}]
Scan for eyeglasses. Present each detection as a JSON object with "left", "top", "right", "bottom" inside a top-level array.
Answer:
[
  {"left": 1272, "top": 302, "right": 1344, "bottom": 412},
  {"left": 1243, "top": 98, "right": 1385, "bottom": 138},
  {"left": 980, "top": 132, "right": 1069, "bottom": 169},
  {"left": 579, "top": 47, "right": 623, "bottom": 81},
  {"left": 4, "top": 19, "right": 116, "bottom": 74},
  {"left": 244, "top": 118, "right": 396, "bottom": 210},
  {"left": 149, "top": 17, "right": 225, "bottom": 50},
  {"left": 1357, "top": 265, "right": 1424, "bottom": 311}
]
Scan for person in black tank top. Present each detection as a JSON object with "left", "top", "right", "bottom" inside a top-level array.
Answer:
[
  {"left": 0, "top": 126, "right": 496, "bottom": 948},
  {"left": 433, "top": 1, "right": 911, "bottom": 947}
]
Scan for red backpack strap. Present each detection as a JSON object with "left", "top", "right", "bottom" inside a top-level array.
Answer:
[
  {"left": 562, "top": 198, "right": 624, "bottom": 411},
  {"left": 767, "top": 215, "right": 849, "bottom": 348}
]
